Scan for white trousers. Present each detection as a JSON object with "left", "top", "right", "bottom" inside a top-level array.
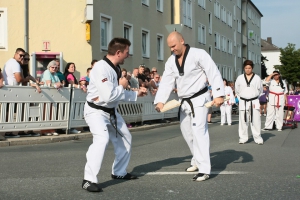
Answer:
[
  {"left": 180, "top": 106, "right": 211, "bottom": 174},
  {"left": 265, "top": 104, "right": 284, "bottom": 130},
  {"left": 238, "top": 109, "right": 263, "bottom": 144},
  {"left": 83, "top": 103, "right": 132, "bottom": 183},
  {"left": 220, "top": 105, "right": 232, "bottom": 124}
]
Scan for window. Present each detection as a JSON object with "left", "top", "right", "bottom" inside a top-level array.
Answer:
[
  {"left": 237, "top": 0, "right": 241, "bottom": 9},
  {"left": 0, "top": 8, "right": 8, "bottom": 50},
  {"left": 209, "top": 46, "right": 212, "bottom": 57},
  {"left": 142, "top": 28, "right": 150, "bottom": 58},
  {"left": 214, "top": 32, "right": 220, "bottom": 50},
  {"left": 198, "top": 0, "right": 205, "bottom": 9},
  {"left": 214, "top": 1, "right": 220, "bottom": 19},
  {"left": 100, "top": 14, "right": 112, "bottom": 50},
  {"left": 237, "top": 44, "right": 241, "bottom": 58},
  {"left": 157, "top": 34, "right": 164, "bottom": 60},
  {"left": 142, "top": 0, "right": 149, "bottom": 6},
  {"left": 123, "top": 22, "right": 133, "bottom": 54},
  {"left": 228, "top": 40, "right": 233, "bottom": 54},
  {"left": 233, "top": 4, "right": 236, "bottom": 20},
  {"left": 208, "top": 12, "right": 212, "bottom": 34},
  {"left": 237, "top": 19, "right": 241, "bottom": 33},
  {"left": 227, "top": 11, "right": 232, "bottom": 27},
  {"left": 248, "top": 50, "right": 251, "bottom": 60},
  {"left": 157, "top": 0, "right": 163, "bottom": 12},
  {"left": 183, "top": 0, "right": 192, "bottom": 28},
  {"left": 198, "top": 23, "right": 206, "bottom": 44}
]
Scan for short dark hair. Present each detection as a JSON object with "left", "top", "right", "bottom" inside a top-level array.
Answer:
[
  {"left": 87, "top": 67, "right": 92, "bottom": 72},
  {"left": 91, "top": 59, "right": 98, "bottom": 66},
  {"left": 223, "top": 78, "right": 228, "bottom": 86},
  {"left": 15, "top": 48, "right": 25, "bottom": 54},
  {"left": 121, "top": 68, "right": 127, "bottom": 73},
  {"left": 243, "top": 60, "right": 254, "bottom": 68},
  {"left": 107, "top": 38, "right": 131, "bottom": 55}
]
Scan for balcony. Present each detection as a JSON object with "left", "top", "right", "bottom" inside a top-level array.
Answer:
[
  {"left": 242, "top": 35, "right": 247, "bottom": 46},
  {"left": 242, "top": 11, "right": 246, "bottom": 23}
]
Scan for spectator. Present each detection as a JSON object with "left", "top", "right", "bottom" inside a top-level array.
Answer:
[
  {"left": 137, "top": 64, "right": 149, "bottom": 88},
  {"left": 79, "top": 76, "right": 87, "bottom": 93},
  {"left": 150, "top": 73, "right": 160, "bottom": 90},
  {"left": 91, "top": 59, "right": 98, "bottom": 68},
  {"left": 151, "top": 67, "right": 157, "bottom": 74},
  {"left": 54, "top": 58, "right": 65, "bottom": 85},
  {"left": 2, "top": 48, "right": 27, "bottom": 138},
  {"left": 121, "top": 68, "right": 127, "bottom": 78},
  {"left": 129, "top": 67, "right": 139, "bottom": 89},
  {"left": 40, "top": 60, "right": 63, "bottom": 136},
  {"left": 259, "top": 85, "right": 269, "bottom": 116},
  {"left": 144, "top": 67, "right": 151, "bottom": 82},
  {"left": 64, "top": 62, "right": 79, "bottom": 88},
  {"left": 85, "top": 67, "right": 92, "bottom": 83},
  {"left": 220, "top": 78, "right": 235, "bottom": 126}
]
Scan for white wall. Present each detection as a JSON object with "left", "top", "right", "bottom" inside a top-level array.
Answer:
[{"left": 262, "top": 51, "right": 281, "bottom": 75}]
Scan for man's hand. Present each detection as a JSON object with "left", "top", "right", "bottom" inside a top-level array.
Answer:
[
  {"left": 119, "top": 77, "right": 129, "bottom": 89},
  {"left": 212, "top": 97, "right": 224, "bottom": 107},
  {"left": 155, "top": 102, "right": 164, "bottom": 112},
  {"left": 137, "top": 87, "right": 147, "bottom": 97}
]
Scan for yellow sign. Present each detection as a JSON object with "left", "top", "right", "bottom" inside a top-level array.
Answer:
[{"left": 86, "top": 23, "right": 91, "bottom": 42}]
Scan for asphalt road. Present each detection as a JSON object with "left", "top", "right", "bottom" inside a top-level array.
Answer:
[{"left": 0, "top": 115, "right": 299, "bottom": 200}]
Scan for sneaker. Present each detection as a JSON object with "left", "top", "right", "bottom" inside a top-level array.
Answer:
[
  {"left": 70, "top": 128, "right": 81, "bottom": 134},
  {"left": 0, "top": 134, "right": 6, "bottom": 141},
  {"left": 27, "top": 131, "right": 40, "bottom": 137},
  {"left": 82, "top": 180, "right": 102, "bottom": 192},
  {"left": 220, "top": 124, "right": 224, "bottom": 126},
  {"left": 263, "top": 114, "right": 267, "bottom": 117},
  {"left": 257, "top": 142, "right": 263, "bottom": 145},
  {"left": 111, "top": 173, "right": 138, "bottom": 180},
  {"left": 239, "top": 141, "right": 246, "bottom": 144},
  {"left": 278, "top": 129, "right": 282, "bottom": 131},
  {"left": 185, "top": 165, "right": 198, "bottom": 172},
  {"left": 18, "top": 131, "right": 32, "bottom": 137},
  {"left": 52, "top": 132, "right": 59, "bottom": 136},
  {"left": 207, "top": 121, "right": 213, "bottom": 124},
  {"left": 192, "top": 173, "right": 209, "bottom": 182},
  {"left": 228, "top": 123, "right": 231, "bottom": 126},
  {"left": 5, "top": 132, "right": 20, "bottom": 138}
]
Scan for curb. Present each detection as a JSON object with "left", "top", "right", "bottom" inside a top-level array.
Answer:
[{"left": 0, "top": 121, "right": 180, "bottom": 148}]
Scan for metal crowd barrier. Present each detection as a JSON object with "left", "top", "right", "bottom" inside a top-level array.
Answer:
[{"left": 0, "top": 86, "right": 180, "bottom": 134}]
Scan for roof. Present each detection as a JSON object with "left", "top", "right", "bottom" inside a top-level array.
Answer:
[
  {"left": 261, "top": 39, "right": 280, "bottom": 51},
  {"left": 249, "top": 0, "right": 263, "bottom": 17}
]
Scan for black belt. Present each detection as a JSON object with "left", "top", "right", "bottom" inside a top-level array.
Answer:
[
  {"left": 178, "top": 87, "right": 208, "bottom": 119},
  {"left": 240, "top": 96, "right": 259, "bottom": 123},
  {"left": 87, "top": 101, "right": 121, "bottom": 137}
]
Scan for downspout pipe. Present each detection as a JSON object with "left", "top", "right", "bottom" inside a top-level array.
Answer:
[{"left": 24, "top": 0, "right": 29, "bottom": 52}]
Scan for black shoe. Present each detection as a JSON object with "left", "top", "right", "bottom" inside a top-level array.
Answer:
[
  {"left": 82, "top": 180, "right": 102, "bottom": 192},
  {"left": 111, "top": 173, "right": 138, "bottom": 180},
  {"left": 207, "top": 121, "right": 213, "bottom": 124}
]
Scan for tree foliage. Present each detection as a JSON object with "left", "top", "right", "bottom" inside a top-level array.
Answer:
[
  {"left": 260, "top": 54, "right": 268, "bottom": 79},
  {"left": 274, "top": 43, "right": 300, "bottom": 88}
]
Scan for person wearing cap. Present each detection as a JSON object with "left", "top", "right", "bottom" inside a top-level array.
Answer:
[
  {"left": 262, "top": 71, "right": 288, "bottom": 131},
  {"left": 79, "top": 76, "right": 87, "bottom": 92}
]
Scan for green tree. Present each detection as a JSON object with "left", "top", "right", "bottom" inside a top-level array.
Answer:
[{"left": 275, "top": 43, "right": 300, "bottom": 89}]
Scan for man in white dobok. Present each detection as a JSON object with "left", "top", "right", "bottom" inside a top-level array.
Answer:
[
  {"left": 235, "top": 60, "right": 264, "bottom": 145},
  {"left": 155, "top": 32, "right": 224, "bottom": 182},
  {"left": 82, "top": 38, "right": 147, "bottom": 192}
]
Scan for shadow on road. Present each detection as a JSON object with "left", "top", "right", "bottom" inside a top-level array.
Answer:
[
  {"left": 261, "top": 133, "right": 276, "bottom": 142},
  {"left": 210, "top": 149, "right": 253, "bottom": 178},
  {"left": 100, "top": 156, "right": 191, "bottom": 189}
]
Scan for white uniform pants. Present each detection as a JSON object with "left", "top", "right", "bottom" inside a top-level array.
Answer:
[
  {"left": 264, "top": 104, "right": 284, "bottom": 130},
  {"left": 84, "top": 103, "right": 132, "bottom": 183},
  {"left": 239, "top": 109, "right": 263, "bottom": 144},
  {"left": 220, "top": 105, "right": 232, "bottom": 124},
  {"left": 180, "top": 106, "right": 211, "bottom": 174}
]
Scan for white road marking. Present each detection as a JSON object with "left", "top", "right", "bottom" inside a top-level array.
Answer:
[{"left": 140, "top": 171, "right": 247, "bottom": 175}]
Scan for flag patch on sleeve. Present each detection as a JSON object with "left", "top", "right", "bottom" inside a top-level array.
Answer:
[{"left": 102, "top": 78, "right": 108, "bottom": 83}]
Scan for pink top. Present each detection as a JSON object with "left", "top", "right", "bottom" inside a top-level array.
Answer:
[{"left": 66, "top": 74, "right": 75, "bottom": 82}]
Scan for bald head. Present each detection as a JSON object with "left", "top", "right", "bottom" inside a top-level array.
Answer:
[{"left": 167, "top": 32, "right": 186, "bottom": 57}]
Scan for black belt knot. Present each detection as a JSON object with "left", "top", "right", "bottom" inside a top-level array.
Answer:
[
  {"left": 240, "top": 96, "right": 259, "bottom": 123},
  {"left": 87, "top": 101, "right": 120, "bottom": 137},
  {"left": 178, "top": 87, "right": 208, "bottom": 119}
]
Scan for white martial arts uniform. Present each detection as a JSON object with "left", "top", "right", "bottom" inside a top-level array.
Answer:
[
  {"left": 154, "top": 45, "right": 224, "bottom": 174},
  {"left": 264, "top": 79, "right": 287, "bottom": 130},
  {"left": 220, "top": 86, "right": 235, "bottom": 125},
  {"left": 235, "top": 73, "right": 263, "bottom": 144},
  {"left": 84, "top": 56, "right": 137, "bottom": 183}
]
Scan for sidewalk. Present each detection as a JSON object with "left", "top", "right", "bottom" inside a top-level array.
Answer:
[{"left": 0, "top": 121, "right": 180, "bottom": 148}]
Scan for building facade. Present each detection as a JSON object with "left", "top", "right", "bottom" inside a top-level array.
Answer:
[{"left": 261, "top": 37, "right": 281, "bottom": 75}]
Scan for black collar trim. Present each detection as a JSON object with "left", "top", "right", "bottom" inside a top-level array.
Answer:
[
  {"left": 244, "top": 73, "right": 255, "bottom": 87},
  {"left": 175, "top": 44, "right": 190, "bottom": 76},
  {"left": 103, "top": 56, "right": 121, "bottom": 82}
]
